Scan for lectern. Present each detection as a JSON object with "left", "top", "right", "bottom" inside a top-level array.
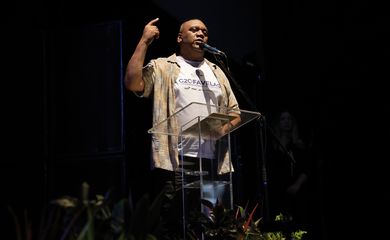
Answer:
[{"left": 148, "top": 102, "right": 261, "bottom": 238}]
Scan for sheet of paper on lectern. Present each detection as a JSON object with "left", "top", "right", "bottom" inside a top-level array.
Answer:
[{"left": 181, "top": 113, "right": 237, "bottom": 138}]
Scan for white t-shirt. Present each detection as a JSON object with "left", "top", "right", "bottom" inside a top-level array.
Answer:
[{"left": 174, "top": 56, "right": 223, "bottom": 158}]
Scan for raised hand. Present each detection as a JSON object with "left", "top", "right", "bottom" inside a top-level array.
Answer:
[{"left": 142, "top": 18, "right": 160, "bottom": 46}]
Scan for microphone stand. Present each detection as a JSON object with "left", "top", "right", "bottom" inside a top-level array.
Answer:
[
  {"left": 212, "top": 53, "right": 296, "bottom": 224},
  {"left": 212, "top": 53, "right": 270, "bottom": 220}
]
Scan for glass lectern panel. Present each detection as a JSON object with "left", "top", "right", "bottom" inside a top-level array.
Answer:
[
  {"left": 148, "top": 102, "right": 261, "bottom": 138},
  {"left": 147, "top": 102, "right": 261, "bottom": 239}
]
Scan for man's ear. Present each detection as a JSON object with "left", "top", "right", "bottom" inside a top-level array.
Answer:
[{"left": 177, "top": 33, "right": 182, "bottom": 43}]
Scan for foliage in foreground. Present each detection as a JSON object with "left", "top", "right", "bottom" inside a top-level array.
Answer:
[
  {"left": 188, "top": 198, "right": 307, "bottom": 240},
  {"left": 7, "top": 182, "right": 307, "bottom": 240}
]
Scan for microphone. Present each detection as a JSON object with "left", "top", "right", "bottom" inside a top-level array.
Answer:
[{"left": 199, "top": 42, "right": 225, "bottom": 55}]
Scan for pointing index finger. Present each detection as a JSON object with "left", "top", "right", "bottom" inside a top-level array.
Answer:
[{"left": 147, "top": 18, "right": 159, "bottom": 26}]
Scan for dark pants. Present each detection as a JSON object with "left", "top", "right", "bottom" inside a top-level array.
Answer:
[{"left": 150, "top": 157, "right": 231, "bottom": 238}]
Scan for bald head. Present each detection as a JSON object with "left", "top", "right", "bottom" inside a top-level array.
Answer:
[{"left": 179, "top": 19, "right": 208, "bottom": 34}]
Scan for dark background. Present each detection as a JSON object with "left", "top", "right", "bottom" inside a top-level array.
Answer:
[{"left": 1, "top": 0, "right": 388, "bottom": 239}]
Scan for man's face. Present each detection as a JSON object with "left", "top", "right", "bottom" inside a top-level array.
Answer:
[{"left": 178, "top": 19, "right": 208, "bottom": 49}]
